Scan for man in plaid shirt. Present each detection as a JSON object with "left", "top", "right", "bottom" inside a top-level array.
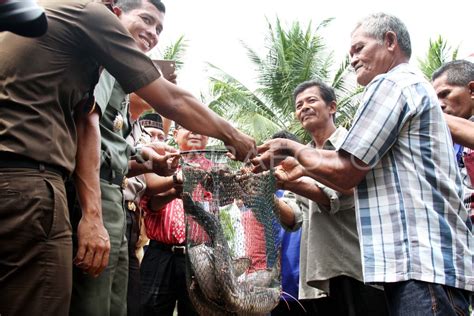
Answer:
[{"left": 253, "top": 13, "right": 473, "bottom": 315}]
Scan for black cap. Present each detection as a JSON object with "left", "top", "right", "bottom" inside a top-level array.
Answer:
[
  {"left": 0, "top": 0, "right": 48, "bottom": 37},
  {"left": 139, "top": 113, "right": 163, "bottom": 131}
]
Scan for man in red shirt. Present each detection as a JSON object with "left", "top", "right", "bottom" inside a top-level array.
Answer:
[{"left": 140, "top": 124, "right": 210, "bottom": 315}]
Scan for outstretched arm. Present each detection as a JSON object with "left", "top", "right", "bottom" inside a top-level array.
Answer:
[
  {"left": 135, "top": 77, "right": 256, "bottom": 161},
  {"left": 252, "top": 138, "right": 368, "bottom": 191},
  {"left": 444, "top": 113, "right": 474, "bottom": 149}
]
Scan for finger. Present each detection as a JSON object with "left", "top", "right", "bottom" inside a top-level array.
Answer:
[
  {"left": 92, "top": 241, "right": 110, "bottom": 277},
  {"left": 177, "top": 170, "right": 184, "bottom": 182},
  {"left": 256, "top": 142, "right": 270, "bottom": 154},
  {"left": 73, "top": 243, "right": 87, "bottom": 265},
  {"left": 80, "top": 245, "right": 95, "bottom": 272},
  {"left": 147, "top": 143, "right": 165, "bottom": 155},
  {"left": 226, "top": 152, "right": 237, "bottom": 160},
  {"left": 251, "top": 159, "right": 269, "bottom": 173},
  {"left": 168, "top": 73, "right": 178, "bottom": 84},
  {"left": 274, "top": 169, "right": 288, "bottom": 182},
  {"left": 164, "top": 144, "right": 179, "bottom": 153},
  {"left": 169, "top": 155, "right": 180, "bottom": 168},
  {"left": 98, "top": 245, "right": 110, "bottom": 276},
  {"left": 224, "top": 143, "right": 238, "bottom": 159}
]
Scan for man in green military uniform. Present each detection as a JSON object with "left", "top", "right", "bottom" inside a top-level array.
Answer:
[{"left": 69, "top": 1, "right": 178, "bottom": 316}]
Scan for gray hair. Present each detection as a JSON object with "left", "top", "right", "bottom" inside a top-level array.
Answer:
[
  {"left": 352, "top": 12, "right": 411, "bottom": 59},
  {"left": 432, "top": 60, "right": 474, "bottom": 87}
]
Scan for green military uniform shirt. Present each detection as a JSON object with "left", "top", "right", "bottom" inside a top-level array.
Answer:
[{"left": 94, "top": 70, "right": 133, "bottom": 178}]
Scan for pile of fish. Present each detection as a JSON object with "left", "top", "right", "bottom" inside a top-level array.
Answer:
[{"left": 183, "top": 194, "right": 281, "bottom": 316}]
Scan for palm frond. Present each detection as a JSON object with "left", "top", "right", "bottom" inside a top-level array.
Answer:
[
  {"left": 417, "top": 35, "right": 459, "bottom": 79},
  {"left": 162, "top": 35, "right": 188, "bottom": 70},
  {"left": 205, "top": 16, "right": 361, "bottom": 143}
]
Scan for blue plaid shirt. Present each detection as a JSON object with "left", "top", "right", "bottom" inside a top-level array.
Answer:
[{"left": 340, "top": 63, "right": 473, "bottom": 291}]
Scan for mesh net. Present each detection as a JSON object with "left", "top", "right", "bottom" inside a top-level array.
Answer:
[{"left": 181, "top": 149, "right": 282, "bottom": 315}]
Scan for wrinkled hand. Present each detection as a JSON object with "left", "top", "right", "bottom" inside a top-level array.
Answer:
[
  {"left": 142, "top": 142, "right": 180, "bottom": 176},
  {"left": 275, "top": 157, "right": 306, "bottom": 183},
  {"left": 225, "top": 130, "right": 257, "bottom": 162},
  {"left": 251, "top": 138, "right": 301, "bottom": 173},
  {"left": 74, "top": 215, "right": 110, "bottom": 277}
]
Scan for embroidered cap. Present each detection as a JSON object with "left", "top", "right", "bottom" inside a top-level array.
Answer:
[{"left": 139, "top": 113, "right": 163, "bottom": 131}]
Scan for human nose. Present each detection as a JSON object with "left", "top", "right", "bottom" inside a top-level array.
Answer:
[
  {"left": 350, "top": 55, "right": 358, "bottom": 69},
  {"left": 146, "top": 28, "right": 158, "bottom": 47},
  {"left": 300, "top": 102, "right": 311, "bottom": 112},
  {"left": 439, "top": 102, "right": 447, "bottom": 112}
]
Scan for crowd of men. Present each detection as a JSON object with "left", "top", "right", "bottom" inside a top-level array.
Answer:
[{"left": 0, "top": 1, "right": 472, "bottom": 316}]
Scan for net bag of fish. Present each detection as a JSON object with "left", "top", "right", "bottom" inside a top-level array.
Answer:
[{"left": 181, "top": 149, "right": 282, "bottom": 315}]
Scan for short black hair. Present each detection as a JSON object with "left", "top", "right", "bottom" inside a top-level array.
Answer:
[
  {"left": 116, "top": 0, "right": 166, "bottom": 14},
  {"left": 271, "top": 130, "right": 301, "bottom": 143},
  {"left": 293, "top": 79, "right": 336, "bottom": 104},
  {"left": 432, "top": 60, "right": 474, "bottom": 87}
]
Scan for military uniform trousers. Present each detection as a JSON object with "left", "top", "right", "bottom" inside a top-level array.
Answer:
[
  {"left": 69, "top": 179, "right": 128, "bottom": 316},
  {"left": 0, "top": 168, "right": 72, "bottom": 316}
]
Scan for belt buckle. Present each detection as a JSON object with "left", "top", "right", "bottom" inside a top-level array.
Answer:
[
  {"left": 127, "top": 201, "right": 136, "bottom": 212},
  {"left": 171, "top": 245, "right": 186, "bottom": 254},
  {"left": 122, "top": 176, "right": 129, "bottom": 189}
]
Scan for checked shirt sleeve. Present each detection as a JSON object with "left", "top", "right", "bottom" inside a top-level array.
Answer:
[{"left": 340, "top": 77, "right": 412, "bottom": 167}]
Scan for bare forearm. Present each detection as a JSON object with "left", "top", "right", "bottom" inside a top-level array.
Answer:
[
  {"left": 136, "top": 78, "right": 237, "bottom": 145},
  {"left": 284, "top": 178, "right": 330, "bottom": 206},
  {"left": 74, "top": 110, "right": 102, "bottom": 220},
  {"left": 274, "top": 197, "right": 296, "bottom": 227},
  {"left": 444, "top": 113, "right": 474, "bottom": 149},
  {"left": 144, "top": 173, "right": 174, "bottom": 196},
  {"left": 290, "top": 145, "right": 364, "bottom": 191},
  {"left": 127, "top": 160, "right": 148, "bottom": 178},
  {"left": 149, "top": 192, "right": 177, "bottom": 211}
]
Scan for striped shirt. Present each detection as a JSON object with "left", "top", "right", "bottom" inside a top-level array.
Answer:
[
  {"left": 340, "top": 63, "right": 473, "bottom": 291},
  {"left": 142, "top": 156, "right": 212, "bottom": 245}
]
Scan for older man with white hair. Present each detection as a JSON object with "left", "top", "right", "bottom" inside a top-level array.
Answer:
[{"left": 253, "top": 13, "right": 473, "bottom": 315}]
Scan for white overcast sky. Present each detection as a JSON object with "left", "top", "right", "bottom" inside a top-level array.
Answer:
[{"left": 151, "top": 0, "right": 472, "bottom": 96}]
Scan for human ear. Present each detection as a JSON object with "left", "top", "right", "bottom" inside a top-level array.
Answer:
[
  {"left": 328, "top": 100, "right": 337, "bottom": 115},
  {"left": 384, "top": 31, "right": 397, "bottom": 51}
]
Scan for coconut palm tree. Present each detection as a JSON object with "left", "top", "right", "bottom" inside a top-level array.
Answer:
[
  {"left": 418, "top": 35, "right": 458, "bottom": 80},
  {"left": 205, "top": 18, "right": 361, "bottom": 144}
]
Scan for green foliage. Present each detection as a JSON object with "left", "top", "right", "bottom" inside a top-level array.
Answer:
[
  {"left": 218, "top": 205, "right": 237, "bottom": 256},
  {"left": 206, "top": 17, "right": 361, "bottom": 144},
  {"left": 161, "top": 35, "right": 188, "bottom": 71},
  {"left": 157, "top": 35, "right": 188, "bottom": 144},
  {"left": 418, "top": 35, "right": 459, "bottom": 80}
]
